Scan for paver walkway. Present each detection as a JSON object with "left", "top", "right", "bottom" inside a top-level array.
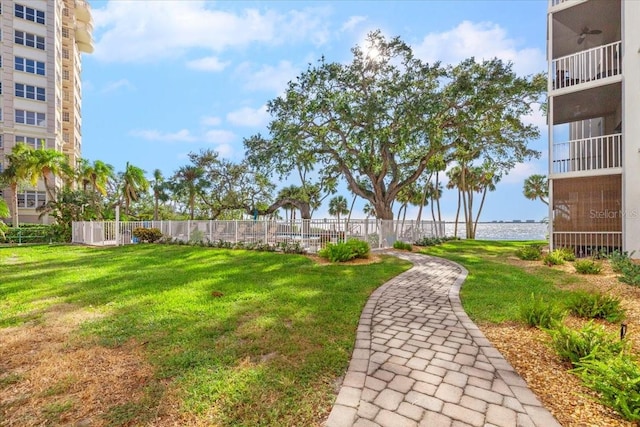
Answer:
[{"left": 325, "top": 252, "right": 561, "bottom": 427}]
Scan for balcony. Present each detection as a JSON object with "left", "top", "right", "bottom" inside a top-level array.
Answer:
[
  {"left": 75, "top": 21, "right": 94, "bottom": 54},
  {"left": 552, "top": 133, "right": 622, "bottom": 174},
  {"left": 549, "top": 0, "right": 588, "bottom": 12},
  {"left": 75, "top": 0, "right": 92, "bottom": 23},
  {"left": 551, "top": 41, "right": 621, "bottom": 91}
]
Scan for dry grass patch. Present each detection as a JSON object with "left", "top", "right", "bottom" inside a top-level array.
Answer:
[{"left": 0, "top": 304, "right": 159, "bottom": 426}]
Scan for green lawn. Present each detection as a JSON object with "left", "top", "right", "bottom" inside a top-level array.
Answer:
[
  {"left": 0, "top": 245, "right": 410, "bottom": 426},
  {"left": 420, "top": 240, "right": 581, "bottom": 323}
]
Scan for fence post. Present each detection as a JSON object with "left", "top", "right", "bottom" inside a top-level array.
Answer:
[{"left": 187, "top": 220, "right": 191, "bottom": 242}]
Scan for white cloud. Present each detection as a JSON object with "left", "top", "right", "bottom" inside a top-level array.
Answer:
[
  {"left": 501, "top": 162, "right": 544, "bottom": 184},
  {"left": 215, "top": 143, "right": 234, "bottom": 158},
  {"left": 341, "top": 15, "right": 367, "bottom": 32},
  {"left": 227, "top": 105, "right": 269, "bottom": 128},
  {"left": 204, "top": 129, "right": 237, "bottom": 145},
  {"left": 130, "top": 129, "right": 196, "bottom": 142},
  {"left": 413, "top": 21, "right": 546, "bottom": 76},
  {"left": 186, "top": 56, "right": 230, "bottom": 72},
  {"left": 201, "top": 116, "right": 222, "bottom": 127},
  {"left": 522, "top": 103, "right": 548, "bottom": 130},
  {"left": 101, "top": 78, "right": 134, "bottom": 93},
  {"left": 92, "top": 1, "right": 332, "bottom": 63},
  {"left": 241, "top": 60, "right": 299, "bottom": 93}
]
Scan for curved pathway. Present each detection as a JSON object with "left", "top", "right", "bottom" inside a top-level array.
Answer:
[{"left": 325, "top": 252, "right": 561, "bottom": 427}]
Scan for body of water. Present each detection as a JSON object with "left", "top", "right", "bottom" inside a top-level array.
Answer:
[{"left": 444, "top": 222, "right": 548, "bottom": 241}]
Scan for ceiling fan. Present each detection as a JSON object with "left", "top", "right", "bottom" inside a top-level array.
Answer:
[{"left": 578, "top": 26, "right": 602, "bottom": 44}]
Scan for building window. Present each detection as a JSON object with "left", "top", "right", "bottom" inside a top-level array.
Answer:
[
  {"left": 15, "top": 57, "right": 45, "bottom": 76},
  {"left": 15, "top": 110, "right": 46, "bottom": 127},
  {"left": 0, "top": 135, "right": 3, "bottom": 148},
  {"left": 62, "top": 111, "right": 70, "bottom": 122},
  {"left": 62, "top": 69, "right": 69, "bottom": 80},
  {"left": 62, "top": 27, "right": 69, "bottom": 38},
  {"left": 17, "top": 191, "right": 46, "bottom": 208},
  {"left": 17, "top": 136, "right": 35, "bottom": 148},
  {"left": 15, "top": 83, "right": 46, "bottom": 101},
  {"left": 15, "top": 4, "right": 45, "bottom": 25},
  {"left": 62, "top": 48, "right": 69, "bottom": 59},
  {"left": 15, "top": 31, "right": 45, "bottom": 50}
]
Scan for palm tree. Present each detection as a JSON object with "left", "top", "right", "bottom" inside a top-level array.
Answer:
[
  {"left": 523, "top": 174, "right": 549, "bottom": 205},
  {"left": 170, "top": 165, "right": 203, "bottom": 219},
  {"left": 120, "top": 162, "right": 150, "bottom": 216},
  {"left": 151, "top": 169, "right": 169, "bottom": 221},
  {"left": 363, "top": 203, "right": 376, "bottom": 219},
  {"left": 471, "top": 165, "right": 501, "bottom": 238},
  {"left": 0, "top": 199, "right": 9, "bottom": 238},
  {"left": 27, "top": 147, "right": 70, "bottom": 200},
  {"left": 328, "top": 195, "right": 349, "bottom": 229},
  {"left": 1, "top": 143, "right": 33, "bottom": 226},
  {"left": 446, "top": 165, "right": 464, "bottom": 238}
]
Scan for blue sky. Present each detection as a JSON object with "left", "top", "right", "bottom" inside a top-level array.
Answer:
[{"left": 83, "top": 0, "right": 549, "bottom": 221}]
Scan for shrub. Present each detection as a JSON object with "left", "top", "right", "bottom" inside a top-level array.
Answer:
[
  {"left": 515, "top": 244, "right": 543, "bottom": 261},
  {"left": 318, "top": 239, "right": 370, "bottom": 263},
  {"left": 557, "top": 247, "right": 576, "bottom": 261},
  {"left": 519, "top": 294, "right": 566, "bottom": 329},
  {"left": 132, "top": 227, "right": 163, "bottom": 243},
  {"left": 549, "top": 322, "right": 626, "bottom": 366},
  {"left": 413, "top": 236, "right": 459, "bottom": 247},
  {"left": 346, "top": 239, "right": 370, "bottom": 258},
  {"left": 393, "top": 240, "right": 413, "bottom": 251},
  {"left": 277, "top": 241, "right": 306, "bottom": 254},
  {"left": 543, "top": 250, "right": 566, "bottom": 266},
  {"left": 618, "top": 262, "right": 640, "bottom": 286},
  {"left": 574, "top": 259, "right": 603, "bottom": 275},
  {"left": 567, "top": 292, "right": 625, "bottom": 323},
  {"left": 609, "top": 250, "right": 635, "bottom": 273},
  {"left": 573, "top": 353, "right": 640, "bottom": 422},
  {"left": 1, "top": 225, "right": 57, "bottom": 244}
]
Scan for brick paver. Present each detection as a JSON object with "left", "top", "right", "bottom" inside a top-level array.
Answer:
[{"left": 324, "top": 252, "right": 561, "bottom": 427}]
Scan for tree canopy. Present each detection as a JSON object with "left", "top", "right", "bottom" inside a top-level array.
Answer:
[{"left": 245, "top": 31, "right": 546, "bottom": 219}]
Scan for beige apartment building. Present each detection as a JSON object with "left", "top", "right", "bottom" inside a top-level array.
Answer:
[
  {"left": 0, "top": 0, "right": 93, "bottom": 224},
  {"left": 548, "top": 0, "right": 640, "bottom": 256}
]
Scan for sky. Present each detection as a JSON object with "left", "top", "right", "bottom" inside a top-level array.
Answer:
[{"left": 82, "top": 0, "right": 550, "bottom": 222}]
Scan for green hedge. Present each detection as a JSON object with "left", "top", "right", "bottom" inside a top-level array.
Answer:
[{"left": 0, "top": 225, "right": 59, "bottom": 244}]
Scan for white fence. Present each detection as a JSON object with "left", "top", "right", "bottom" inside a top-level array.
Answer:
[{"left": 72, "top": 219, "right": 446, "bottom": 253}]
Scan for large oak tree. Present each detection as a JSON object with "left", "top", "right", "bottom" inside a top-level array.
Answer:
[{"left": 246, "top": 31, "right": 545, "bottom": 219}]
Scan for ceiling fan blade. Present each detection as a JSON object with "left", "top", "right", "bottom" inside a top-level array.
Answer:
[
  {"left": 577, "top": 35, "right": 585, "bottom": 44},
  {"left": 588, "top": 29, "right": 602, "bottom": 35}
]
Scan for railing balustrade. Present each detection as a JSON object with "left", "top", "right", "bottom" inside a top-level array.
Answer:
[
  {"left": 71, "top": 219, "right": 447, "bottom": 253},
  {"left": 552, "top": 231, "right": 622, "bottom": 256},
  {"left": 552, "top": 133, "right": 622, "bottom": 174},
  {"left": 551, "top": 41, "right": 621, "bottom": 90}
]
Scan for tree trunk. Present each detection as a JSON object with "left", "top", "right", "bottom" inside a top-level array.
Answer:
[
  {"left": 453, "top": 189, "right": 461, "bottom": 238},
  {"left": 154, "top": 196, "right": 159, "bottom": 221},
  {"left": 10, "top": 183, "right": 19, "bottom": 227},
  {"left": 346, "top": 194, "right": 357, "bottom": 231},
  {"left": 473, "top": 187, "right": 490, "bottom": 238},
  {"left": 435, "top": 172, "right": 442, "bottom": 225}
]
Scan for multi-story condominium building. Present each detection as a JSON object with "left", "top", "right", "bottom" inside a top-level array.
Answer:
[
  {"left": 0, "top": 0, "right": 93, "bottom": 224},
  {"left": 547, "top": 0, "right": 639, "bottom": 256}
]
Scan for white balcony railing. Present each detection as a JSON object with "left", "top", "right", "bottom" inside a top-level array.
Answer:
[
  {"left": 552, "top": 41, "right": 622, "bottom": 90},
  {"left": 549, "top": 0, "right": 587, "bottom": 8},
  {"left": 552, "top": 133, "right": 622, "bottom": 174},
  {"left": 552, "top": 231, "right": 622, "bottom": 255}
]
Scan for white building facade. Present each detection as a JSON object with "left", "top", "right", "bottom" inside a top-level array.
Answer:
[
  {"left": 0, "top": 0, "right": 93, "bottom": 224},
  {"left": 548, "top": 0, "right": 640, "bottom": 256}
]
